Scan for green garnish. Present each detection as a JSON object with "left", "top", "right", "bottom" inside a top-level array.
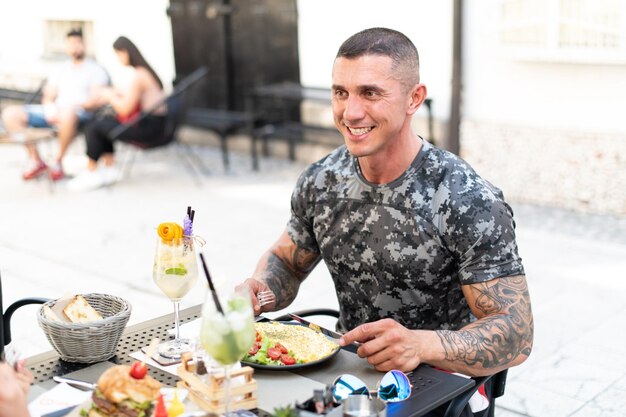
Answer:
[{"left": 165, "top": 264, "right": 188, "bottom": 275}]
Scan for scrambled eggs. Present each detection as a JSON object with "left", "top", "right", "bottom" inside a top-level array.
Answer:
[{"left": 255, "top": 322, "right": 339, "bottom": 363}]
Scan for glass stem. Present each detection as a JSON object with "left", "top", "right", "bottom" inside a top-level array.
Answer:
[
  {"left": 224, "top": 364, "right": 232, "bottom": 415},
  {"left": 173, "top": 301, "right": 181, "bottom": 342}
]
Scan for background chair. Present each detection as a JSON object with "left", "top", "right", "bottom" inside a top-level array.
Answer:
[
  {"left": 273, "top": 308, "right": 507, "bottom": 417},
  {"left": 0, "top": 271, "right": 49, "bottom": 359},
  {"left": 109, "top": 66, "right": 210, "bottom": 185}
]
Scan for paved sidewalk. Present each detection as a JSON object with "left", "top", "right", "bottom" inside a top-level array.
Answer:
[{"left": 1, "top": 136, "right": 625, "bottom": 416}]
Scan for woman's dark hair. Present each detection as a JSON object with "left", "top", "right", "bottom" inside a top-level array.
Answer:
[
  {"left": 336, "top": 27, "right": 420, "bottom": 87},
  {"left": 113, "top": 36, "right": 163, "bottom": 89}
]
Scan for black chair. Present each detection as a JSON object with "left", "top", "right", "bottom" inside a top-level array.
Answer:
[
  {"left": 441, "top": 368, "right": 507, "bottom": 417},
  {"left": 109, "top": 66, "right": 210, "bottom": 184},
  {"left": 183, "top": 108, "right": 257, "bottom": 171},
  {"left": 274, "top": 308, "right": 507, "bottom": 417},
  {"left": 0, "top": 271, "right": 49, "bottom": 359}
]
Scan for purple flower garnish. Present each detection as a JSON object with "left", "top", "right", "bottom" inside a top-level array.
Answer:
[{"left": 183, "top": 215, "right": 193, "bottom": 236}]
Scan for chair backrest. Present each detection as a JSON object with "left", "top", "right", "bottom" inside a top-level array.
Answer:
[
  {"left": 0, "top": 272, "right": 5, "bottom": 356},
  {"left": 0, "top": 271, "right": 48, "bottom": 357}
]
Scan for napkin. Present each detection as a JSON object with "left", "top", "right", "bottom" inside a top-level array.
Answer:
[
  {"left": 129, "top": 350, "right": 180, "bottom": 375},
  {"left": 28, "top": 383, "right": 92, "bottom": 417},
  {"left": 167, "top": 318, "right": 201, "bottom": 338}
]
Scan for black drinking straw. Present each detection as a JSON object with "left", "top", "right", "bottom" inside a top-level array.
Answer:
[{"left": 199, "top": 253, "right": 224, "bottom": 315}]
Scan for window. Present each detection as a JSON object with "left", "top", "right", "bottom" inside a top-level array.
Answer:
[
  {"left": 499, "top": 0, "right": 626, "bottom": 64},
  {"left": 43, "top": 20, "right": 95, "bottom": 60}
]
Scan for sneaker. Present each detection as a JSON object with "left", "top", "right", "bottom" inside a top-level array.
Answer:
[
  {"left": 22, "top": 161, "right": 48, "bottom": 180},
  {"left": 100, "top": 166, "right": 120, "bottom": 186},
  {"left": 66, "top": 170, "right": 107, "bottom": 192},
  {"left": 49, "top": 162, "right": 65, "bottom": 181}
]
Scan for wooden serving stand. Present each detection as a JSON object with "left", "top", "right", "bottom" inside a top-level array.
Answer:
[{"left": 177, "top": 352, "right": 257, "bottom": 413}]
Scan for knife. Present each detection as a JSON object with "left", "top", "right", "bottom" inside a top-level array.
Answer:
[
  {"left": 53, "top": 376, "right": 97, "bottom": 391},
  {"left": 287, "top": 313, "right": 360, "bottom": 353}
]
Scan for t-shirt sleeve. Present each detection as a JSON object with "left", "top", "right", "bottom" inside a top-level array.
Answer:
[
  {"left": 286, "top": 167, "right": 320, "bottom": 254},
  {"left": 91, "top": 63, "right": 110, "bottom": 86},
  {"left": 440, "top": 175, "right": 525, "bottom": 285}
]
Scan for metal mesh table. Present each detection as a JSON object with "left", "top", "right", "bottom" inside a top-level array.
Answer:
[{"left": 27, "top": 304, "right": 201, "bottom": 386}]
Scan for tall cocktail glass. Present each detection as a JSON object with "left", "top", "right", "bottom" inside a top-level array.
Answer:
[
  {"left": 153, "top": 236, "right": 199, "bottom": 358},
  {"left": 200, "top": 288, "right": 255, "bottom": 415}
]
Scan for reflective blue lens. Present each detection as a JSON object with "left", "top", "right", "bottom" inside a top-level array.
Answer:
[
  {"left": 377, "top": 370, "right": 412, "bottom": 402},
  {"left": 332, "top": 374, "right": 369, "bottom": 402}
]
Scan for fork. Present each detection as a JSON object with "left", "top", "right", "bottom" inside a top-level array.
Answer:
[
  {"left": 2, "top": 345, "right": 20, "bottom": 369},
  {"left": 257, "top": 290, "right": 276, "bottom": 307}
]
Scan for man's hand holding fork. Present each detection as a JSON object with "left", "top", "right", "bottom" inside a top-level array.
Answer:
[{"left": 236, "top": 279, "right": 276, "bottom": 315}]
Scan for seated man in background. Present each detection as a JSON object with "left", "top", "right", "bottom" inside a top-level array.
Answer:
[{"left": 1, "top": 28, "right": 109, "bottom": 181}]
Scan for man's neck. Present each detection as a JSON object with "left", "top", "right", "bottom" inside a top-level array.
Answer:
[{"left": 357, "top": 134, "right": 423, "bottom": 184}]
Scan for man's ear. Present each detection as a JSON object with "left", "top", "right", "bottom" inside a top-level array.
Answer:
[{"left": 407, "top": 83, "right": 427, "bottom": 115}]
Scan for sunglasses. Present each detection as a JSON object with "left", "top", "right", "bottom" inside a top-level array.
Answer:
[{"left": 332, "top": 370, "right": 412, "bottom": 403}]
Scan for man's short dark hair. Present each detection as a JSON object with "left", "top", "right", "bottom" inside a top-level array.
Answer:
[
  {"left": 67, "top": 28, "right": 83, "bottom": 38},
  {"left": 336, "top": 27, "right": 420, "bottom": 87}
]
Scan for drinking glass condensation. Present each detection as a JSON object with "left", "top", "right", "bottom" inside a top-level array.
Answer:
[
  {"left": 200, "top": 288, "right": 255, "bottom": 415},
  {"left": 153, "top": 236, "right": 199, "bottom": 358}
]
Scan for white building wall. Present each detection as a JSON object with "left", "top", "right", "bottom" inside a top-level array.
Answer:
[
  {"left": 463, "top": 0, "right": 626, "bottom": 134},
  {"left": 461, "top": 0, "right": 626, "bottom": 215},
  {"left": 0, "top": 0, "right": 175, "bottom": 92}
]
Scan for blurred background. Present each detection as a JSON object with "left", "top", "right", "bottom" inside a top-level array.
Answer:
[
  {"left": 1, "top": 0, "right": 624, "bottom": 214},
  {"left": 1, "top": 1, "right": 626, "bottom": 416}
]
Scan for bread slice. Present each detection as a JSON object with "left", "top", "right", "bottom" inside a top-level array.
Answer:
[
  {"left": 49, "top": 293, "right": 74, "bottom": 323},
  {"left": 63, "top": 295, "right": 103, "bottom": 323},
  {"left": 43, "top": 304, "right": 63, "bottom": 322}
]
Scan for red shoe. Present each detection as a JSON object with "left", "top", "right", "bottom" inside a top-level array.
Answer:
[
  {"left": 22, "top": 161, "right": 48, "bottom": 180},
  {"left": 49, "top": 163, "right": 65, "bottom": 181}
]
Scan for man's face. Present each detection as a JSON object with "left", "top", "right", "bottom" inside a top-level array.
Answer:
[
  {"left": 65, "top": 35, "right": 85, "bottom": 60},
  {"left": 331, "top": 55, "right": 413, "bottom": 159}
]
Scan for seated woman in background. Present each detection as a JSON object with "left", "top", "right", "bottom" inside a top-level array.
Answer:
[{"left": 68, "top": 36, "right": 166, "bottom": 191}]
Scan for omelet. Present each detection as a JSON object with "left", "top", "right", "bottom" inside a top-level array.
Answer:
[{"left": 255, "top": 322, "right": 339, "bottom": 363}]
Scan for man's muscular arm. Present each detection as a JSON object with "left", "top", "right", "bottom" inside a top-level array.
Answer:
[
  {"left": 435, "top": 275, "right": 534, "bottom": 375},
  {"left": 252, "top": 230, "right": 321, "bottom": 309}
]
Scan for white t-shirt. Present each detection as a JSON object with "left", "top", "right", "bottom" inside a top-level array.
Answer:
[{"left": 47, "top": 59, "right": 109, "bottom": 109}]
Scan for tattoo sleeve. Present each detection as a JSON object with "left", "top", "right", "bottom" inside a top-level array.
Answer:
[
  {"left": 435, "top": 275, "right": 533, "bottom": 373},
  {"left": 260, "top": 245, "right": 320, "bottom": 310}
]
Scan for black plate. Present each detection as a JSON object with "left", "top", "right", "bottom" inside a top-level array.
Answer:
[{"left": 241, "top": 322, "right": 341, "bottom": 371}]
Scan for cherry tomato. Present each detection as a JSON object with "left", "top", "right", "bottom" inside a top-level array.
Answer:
[
  {"left": 275, "top": 343, "right": 288, "bottom": 354},
  {"left": 281, "top": 354, "right": 296, "bottom": 365},
  {"left": 267, "top": 347, "right": 282, "bottom": 361},
  {"left": 248, "top": 344, "right": 260, "bottom": 356},
  {"left": 255, "top": 331, "right": 263, "bottom": 342},
  {"left": 130, "top": 361, "right": 147, "bottom": 379}
]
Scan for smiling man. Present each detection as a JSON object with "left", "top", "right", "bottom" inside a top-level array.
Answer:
[{"left": 239, "top": 27, "right": 533, "bottom": 417}]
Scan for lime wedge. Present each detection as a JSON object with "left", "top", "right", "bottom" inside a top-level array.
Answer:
[{"left": 165, "top": 266, "right": 188, "bottom": 275}]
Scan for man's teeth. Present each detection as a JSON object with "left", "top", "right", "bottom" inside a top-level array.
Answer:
[{"left": 348, "top": 127, "right": 373, "bottom": 135}]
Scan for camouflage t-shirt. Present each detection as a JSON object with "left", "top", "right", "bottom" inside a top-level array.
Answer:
[{"left": 287, "top": 140, "right": 525, "bottom": 332}]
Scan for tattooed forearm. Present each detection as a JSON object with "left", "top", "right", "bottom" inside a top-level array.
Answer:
[
  {"left": 261, "top": 247, "right": 320, "bottom": 310},
  {"left": 435, "top": 275, "right": 533, "bottom": 373}
]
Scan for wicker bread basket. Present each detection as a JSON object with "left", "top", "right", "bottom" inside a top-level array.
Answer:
[{"left": 37, "top": 293, "right": 131, "bottom": 363}]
